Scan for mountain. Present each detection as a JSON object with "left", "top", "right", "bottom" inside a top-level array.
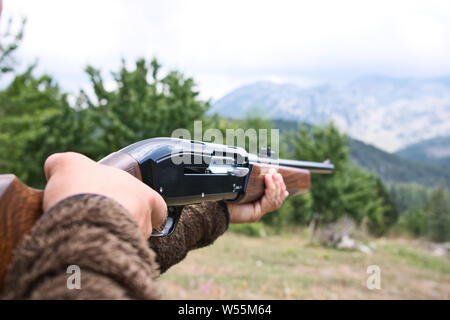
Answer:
[
  {"left": 211, "top": 76, "right": 450, "bottom": 152},
  {"left": 272, "top": 120, "right": 450, "bottom": 188},
  {"left": 349, "top": 139, "right": 450, "bottom": 188},
  {"left": 395, "top": 136, "right": 450, "bottom": 166}
]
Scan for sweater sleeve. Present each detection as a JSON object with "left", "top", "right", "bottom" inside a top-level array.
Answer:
[
  {"left": 1, "top": 194, "right": 162, "bottom": 300},
  {"left": 148, "top": 201, "right": 229, "bottom": 274}
]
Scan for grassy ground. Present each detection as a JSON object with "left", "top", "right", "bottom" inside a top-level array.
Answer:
[{"left": 160, "top": 231, "right": 450, "bottom": 299}]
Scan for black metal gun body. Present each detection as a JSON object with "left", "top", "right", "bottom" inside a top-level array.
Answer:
[
  {"left": 121, "top": 138, "right": 247, "bottom": 206},
  {"left": 104, "top": 138, "right": 334, "bottom": 236}
]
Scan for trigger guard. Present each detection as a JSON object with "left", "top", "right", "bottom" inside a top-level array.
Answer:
[{"left": 150, "top": 206, "right": 183, "bottom": 237}]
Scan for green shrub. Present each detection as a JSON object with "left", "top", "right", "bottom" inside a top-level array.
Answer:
[
  {"left": 399, "top": 208, "right": 427, "bottom": 237},
  {"left": 228, "top": 222, "right": 266, "bottom": 237}
]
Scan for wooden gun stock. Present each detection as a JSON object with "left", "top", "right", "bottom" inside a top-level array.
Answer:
[{"left": 0, "top": 175, "right": 43, "bottom": 290}]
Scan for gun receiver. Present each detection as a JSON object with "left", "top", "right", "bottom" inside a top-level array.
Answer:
[{"left": 0, "top": 137, "right": 334, "bottom": 288}]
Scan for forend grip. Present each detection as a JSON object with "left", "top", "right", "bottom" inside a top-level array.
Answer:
[{"left": 234, "top": 163, "right": 311, "bottom": 204}]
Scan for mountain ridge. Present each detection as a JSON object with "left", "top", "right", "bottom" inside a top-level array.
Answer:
[
  {"left": 395, "top": 136, "right": 450, "bottom": 166},
  {"left": 211, "top": 76, "right": 450, "bottom": 152},
  {"left": 271, "top": 119, "right": 450, "bottom": 188}
]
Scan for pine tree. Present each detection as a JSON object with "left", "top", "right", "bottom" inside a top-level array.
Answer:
[{"left": 426, "top": 186, "right": 450, "bottom": 242}]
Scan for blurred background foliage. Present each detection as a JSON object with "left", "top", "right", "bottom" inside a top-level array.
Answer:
[{"left": 1, "top": 21, "right": 449, "bottom": 243}]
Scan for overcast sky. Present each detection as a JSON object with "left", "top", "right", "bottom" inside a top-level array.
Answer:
[{"left": 2, "top": 0, "right": 450, "bottom": 100}]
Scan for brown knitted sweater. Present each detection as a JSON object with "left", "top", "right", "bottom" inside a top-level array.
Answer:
[{"left": 0, "top": 194, "right": 229, "bottom": 299}]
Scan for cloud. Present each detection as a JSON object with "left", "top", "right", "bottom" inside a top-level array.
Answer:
[{"left": 3, "top": 0, "right": 450, "bottom": 100}]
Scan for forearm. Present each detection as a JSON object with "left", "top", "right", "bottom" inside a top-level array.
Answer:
[
  {"left": 148, "top": 201, "right": 229, "bottom": 274},
  {"left": 1, "top": 195, "right": 161, "bottom": 299}
]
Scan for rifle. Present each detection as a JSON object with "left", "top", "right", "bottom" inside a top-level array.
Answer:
[{"left": 0, "top": 137, "right": 333, "bottom": 287}]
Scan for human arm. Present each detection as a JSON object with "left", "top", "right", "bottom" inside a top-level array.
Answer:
[{"left": 1, "top": 152, "right": 167, "bottom": 299}]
